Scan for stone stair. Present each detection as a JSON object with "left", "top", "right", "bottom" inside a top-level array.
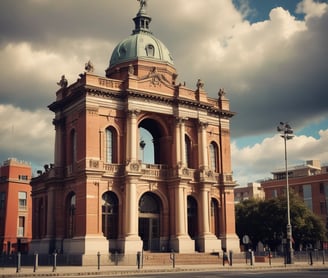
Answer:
[{"left": 142, "top": 252, "right": 221, "bottom": 266}]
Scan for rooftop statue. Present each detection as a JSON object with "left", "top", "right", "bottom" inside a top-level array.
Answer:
[
  {"left": 57, "top": 75, "right": 68, "bottom": 88},
  {"left": 138, "top": 0, "right": 147, "bottom": 11}
]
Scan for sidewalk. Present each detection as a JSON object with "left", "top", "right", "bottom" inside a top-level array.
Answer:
[{"left": 1, "top": 261, "right": 328, "bottom": 277}]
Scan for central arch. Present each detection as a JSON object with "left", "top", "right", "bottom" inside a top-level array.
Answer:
[{"left": 138, "top": 192, "right": 162, "bottom": 251}]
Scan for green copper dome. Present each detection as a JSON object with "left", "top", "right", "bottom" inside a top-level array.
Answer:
[{"left": 109, "top": 3, "right": 174, "bottom": 68}]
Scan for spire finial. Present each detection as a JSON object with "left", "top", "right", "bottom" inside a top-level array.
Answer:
[{"left": 138, "top": 0, "right": 147, "bottom": 12}]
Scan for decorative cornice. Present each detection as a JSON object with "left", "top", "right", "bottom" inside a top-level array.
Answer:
[{"left": 49, "top": 83, "right": 235, "bottom": 119}]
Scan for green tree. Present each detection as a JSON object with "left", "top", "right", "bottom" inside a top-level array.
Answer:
[{"left": 235, "top": 192, "right": 327, "bottom": 251}]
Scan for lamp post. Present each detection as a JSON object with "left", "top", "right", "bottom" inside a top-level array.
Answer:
[
  {"left": 140, "top": 140, "right": 146, "bottom": 161},
  {"left": 277, "top": 122, "right": 294, "bottom": 264}
]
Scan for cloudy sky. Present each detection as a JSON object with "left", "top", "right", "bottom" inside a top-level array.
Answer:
[{"left": 0, "top": 0, "right": 327, "bottom": 186}]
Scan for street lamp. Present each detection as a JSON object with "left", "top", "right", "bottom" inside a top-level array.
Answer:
[
  {"left": 277, "top": 122, "right": 294, "bottom": 264},
  {"left": 140, "top": 140, "right": 146, "bottom": 161}
]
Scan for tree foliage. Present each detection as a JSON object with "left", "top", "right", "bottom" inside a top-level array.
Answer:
[{"left": 235, "top": 192, "right": 327, "bottom": 251}]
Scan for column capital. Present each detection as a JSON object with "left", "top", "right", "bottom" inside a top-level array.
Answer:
[
  {"left": 175, "top": 117, "right": 188, "bottom": 124},
  {"left": 127, "top": 109, "right": 140, "bottom": 118},
  {"left": 198, "top": 121, "right": 208, "bottom": 129}
]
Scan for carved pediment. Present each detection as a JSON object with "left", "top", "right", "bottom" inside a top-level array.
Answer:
[{"left": 139, "top": 67, "right": 171, "bottom": 87}]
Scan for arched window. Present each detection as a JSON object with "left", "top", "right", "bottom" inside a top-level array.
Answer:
[
  {"left": 67, "top": 193, "right": 76, "bottom": 238},
  {"left": 145, "top": 44, "right": 155, "bottom": 57},
  {"left": 105, "top": 127, "right": 117, "bottom": 163},
  {"left": 185, "top": 135, "right": 192, "bottom": 168},
  {"left": 139, "top": 193, "right": 160, "bottom": 214},
  {"left": 102, "top": 192, "right": 118, "bottom": 239},
  {"left": 209, "top": 142, "right": 219, "bottom": 172}
]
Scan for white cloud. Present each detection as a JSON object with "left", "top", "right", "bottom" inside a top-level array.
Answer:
[
  {"left": 0, "top": 104, "right": 54, "bottom": 170},
  {"left": 0, "top": 42, "right": 87, "bottom": 87},
  {"left": 296, "top": 0, "right": 328, "bottom": 20},
  {"left": 232, "top": 129, "right": 328, "bottom": 186}
]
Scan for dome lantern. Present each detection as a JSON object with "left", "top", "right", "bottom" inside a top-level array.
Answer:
[{"left": 107, "top": 0, "right": 174, "bottom": 75}]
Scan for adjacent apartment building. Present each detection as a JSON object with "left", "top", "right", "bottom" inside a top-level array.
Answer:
[
  {"left": 261, "top": 160, "right": 328, "bottom": 228},
  {"left": 0, "top": 158, "right": 32, "bottom": 254},
  {"left": 234, "top": 182, "right": 265, "bottom": 203}
]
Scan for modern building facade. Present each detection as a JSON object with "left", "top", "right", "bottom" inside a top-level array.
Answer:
[
  {"left": 261, "top": 160, "right": 328, "bottom": 228},
  {"left": 0, "top": 158, "right": 32, "bottom": 254},
  {"left": 30, "top": 2, "right": 239, "bottom": 264},
  {"left": 234, "top": 182, "right": 265, "bottom": 203}
]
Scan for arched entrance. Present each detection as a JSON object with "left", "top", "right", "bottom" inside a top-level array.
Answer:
[
  {"left": 138, "top": 117, "right": 170, "bottom": 165},
  {"left": 138, "top": 192, "right": 161, "bottom": 251},
  {"left": 102, "top": 191, "right": 119, "bottom": 239}
]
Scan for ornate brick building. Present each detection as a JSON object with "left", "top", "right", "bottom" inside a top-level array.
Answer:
[{"left": 30, "top": 2, "right": 239, "bottom": 264}]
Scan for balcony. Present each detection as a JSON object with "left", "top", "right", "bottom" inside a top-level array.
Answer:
[{"left": 87, "top": 159, "right": 225, "bottom": 183}]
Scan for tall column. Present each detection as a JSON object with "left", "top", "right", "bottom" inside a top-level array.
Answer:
[
  {"left": 128, "top": 110, "right": 139, "bottom": 162},
  {"left": 176, "top": 186, "right": 186, "bottom": 236},
  {"left": 197, "top": 184, "right": 222, "bottom": 253},
  {"left": 53, "top": 118, "right": 65, "bottom": 175},
  {"left": 175, "top": 119, "right": 181, "bottom": 165},
  {"left": 125, "top": 181, "right": 138, "bottom": 237},
  {"left": 179, "top": 118, "right": 186, "bottom": 166},
  {"left": 170, "top": 183, "right": 194, "bottom": 253},
  {"left": 120, "top": 177, "right": 143, "bottom": 254},
  {"left": 200, "top": 122, "right": 208, "bottom": 168},
  {"left": 200, "top": 186, "right": 210, "bottom": 235}
]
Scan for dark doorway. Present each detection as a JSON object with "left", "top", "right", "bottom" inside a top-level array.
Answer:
[
  {"left": 139, "top": 192, "right": 161, "bottom": 251},
  {"left": 187, "top": 196, "right": 198, "bottom": 239},
  {"left": 102, "top": 191, "right": 119, "bottom": 239}
]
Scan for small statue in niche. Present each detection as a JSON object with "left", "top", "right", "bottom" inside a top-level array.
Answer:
[
  {"left": 85, "top": 60, "right": 94, "bottom": 73},
  {"left": 57, "top": 75, "right": 68, "bottom": 88}
]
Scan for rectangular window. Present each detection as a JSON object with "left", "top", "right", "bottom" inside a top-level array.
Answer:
[
  {"left": 303, "top": 184, "right": 312, "bottom": 211},
  {"left": 272, "top": 189, "right": 278, "bottom": 198},
  {"left": 324, "top": 183, "right": 328, "bottom": 214},
  {"left": 17, "top": 216, "right": 25, "bottom": 237},
  {"left": 106, "top": 129, "right": 113, "bottom": 163},
  {"left": 0, "top": 192, "right": 5, "bottom": 209},
  {"left": 18, "top": 191, "right": 27, "bottom": 210},
  {"left": 18, "top": 175, "right": 28, "bottom": 180}
]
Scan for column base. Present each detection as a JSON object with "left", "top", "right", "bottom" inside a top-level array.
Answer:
[
  {"left": 170, "top": 235, "right": 195, "bottom": 253},
  {"left": 220, "top": 233, "right": 240, "bottom": 253},
  {"left": 118, "top": 235, "right": 143, "bottom": 254},
  {"left": 197, "top": 234, "right": 222, "bottom": 253},
  {"left": 63, "top": 235, "right": 109, "bottom": 255}
]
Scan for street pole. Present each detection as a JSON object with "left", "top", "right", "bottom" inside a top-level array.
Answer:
[{"left": 277, "top": 122, "right": 294, "bottom": 264}]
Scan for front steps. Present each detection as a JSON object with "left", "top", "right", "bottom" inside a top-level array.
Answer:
[{"left": 142, "top": 252, "right": 221, "bottom": 266}]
